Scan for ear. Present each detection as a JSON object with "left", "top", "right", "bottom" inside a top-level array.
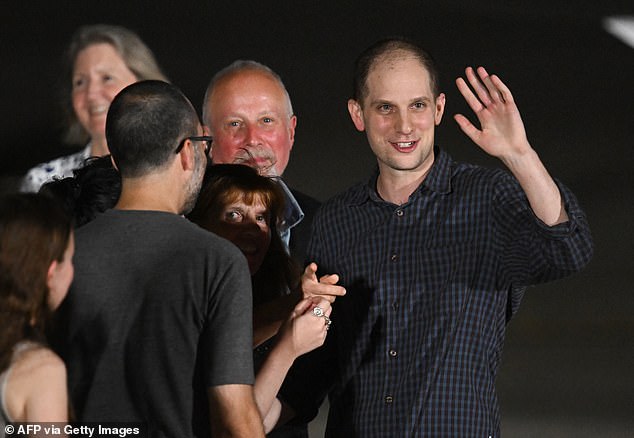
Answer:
[
  {"left": 46, "top": 260, "right": 59, "bottom": 291},
  {"left": 110, "top": 155, "right": 119, "bottom": 171},
  {"left": 178, "top": 139, "right": 196, "bottom": 172},
  {"left": 347, "top": 99, "right": 365, "bottom": 132},
  {"left": 288, "top": 115, "right": 297, "bottom": 149},
  {"left": 434, "top": 93, "right": 446, "bottom": 126}
]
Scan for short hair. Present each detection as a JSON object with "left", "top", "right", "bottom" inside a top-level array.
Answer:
[
  {"left": 202, "top": 60, "right": 294, "bottom": 126},
  {"left": 106, "top": 80, "right": 199, "bottom": 178},
  {"left": 0, "top": 193, "right": 72, "bottom": 372},
  {"left": 188, "top": 164, "right": 299, "bottom": 305},
  {"left": 63, "top": 24, "right": 169, "bottom": 145},
  {"left": 352, "top": 37, "right": 440, "bottom": 103},
  {"left": 39, "top": 155, "right": 121, "bottom": 227}
]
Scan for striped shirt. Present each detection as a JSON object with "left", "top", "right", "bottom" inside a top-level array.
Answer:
[{"left": 282, "top": 147, "right": 592, "bottom": 437}]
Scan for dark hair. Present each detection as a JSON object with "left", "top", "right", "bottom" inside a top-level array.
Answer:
[
  {"left": 106, "top": 80, "right": 199, "bottom": 178},
  {"left": 39, "top": 156, "right": 121, "bottom": 227},
  {"left": 188, "top": 164, "right": 300, "bottom": 305},
  {"left": 352, "top": 36, "right": 440, "bottom": 103},
  {"left": 0, "top": 194, "right": 72, "bottom": 372},
  {"left": 62, "top": 24, "right": 168, "bottom": 145}
]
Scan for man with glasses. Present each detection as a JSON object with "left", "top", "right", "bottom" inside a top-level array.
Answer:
[{"left": 58, "top": 80, "right": 265, "bottom": 437}]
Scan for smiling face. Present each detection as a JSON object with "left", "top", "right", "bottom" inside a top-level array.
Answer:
[
  {"left": 209, "top": 193, "right": 272, "bottom": 275},
  {"left": 71, "top": 43, "right": 138, "bottom": 152},
  {"left": 205, "top": 70, "right": 296, "bottom": 176},
  {"left": 348, "top": 54, "right": 445, "bottom": 179}
]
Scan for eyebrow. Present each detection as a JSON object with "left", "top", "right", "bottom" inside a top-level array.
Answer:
[
  {"left": 220, "top": 109, "right": 283, "bottom": 120},
  {"left": 369, "top": 96, "right": 432, "bottom": 106}
]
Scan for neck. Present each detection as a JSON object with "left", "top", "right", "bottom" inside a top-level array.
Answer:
[
  {"left": 89, "top": 137, "right": 109, "bottom": 157},
  {"left": 376, "top": 165, "right": 432, "bottom": 205},
  {"left": 116, "top": 173, "right": 184, "bottom": 214}
]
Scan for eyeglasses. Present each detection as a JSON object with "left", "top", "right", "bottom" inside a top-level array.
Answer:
[{"left": 175, "top": 136, "right": 212, "bottom": 156}]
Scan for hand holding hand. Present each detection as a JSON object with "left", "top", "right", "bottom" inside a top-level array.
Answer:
[
  {"left": 277, "top": 298, "right": 331, "bottom": 358},
  {"left": 453, "top": 66, "right": 532, "bottom": 163},
  {"left": 300, "top": 262, "right": 345, "bottom": 303}
]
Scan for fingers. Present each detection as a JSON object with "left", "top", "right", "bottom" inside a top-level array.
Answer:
[
  {"left": 318, "top": 274, "right": 340, "bottom": 287},
  {"left": 315, "top": 298, "right": 332, "bottom": 317},
  {"left": 453, "top": 113, "right": 480, "bottom": 143},
  {"left": 295, "top": 299, "right": 332, "bottom": 340},
  {"left": 301, "top": 262, "right": 346, "bottom": 302},
  {"left": 456, "top": 76, "right": 485, "bottom": 113},
  {"left": 303, "top": 298, "right": 331, "bottom": 315},
  {"left": 292, "top": 297, "right": 314, "bottom": 316},
  {"left": 302, "top": 262, "right": 318, "bottom": 280},
  {"left": 488, "top": 72, "right": 514, "bottom": 104},
  {"left": 458, "top": 66, "right": 510, "bottom": 113},
  {"left": 293, "top": 297, "right": 331, "bottom": 316},
  {"left": 311, "top": 299, "right": 333, "bottom": 336},
  {"left": 466, "top": 66, "right": 493, "bottom": 108}
]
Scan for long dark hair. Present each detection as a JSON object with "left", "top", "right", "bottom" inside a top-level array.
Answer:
[
  {"left": 0, "top": 193, "right": 72, "bottom": 372},
  {"left": 188, "top": 164, "right": 300, "bottom": 306}
]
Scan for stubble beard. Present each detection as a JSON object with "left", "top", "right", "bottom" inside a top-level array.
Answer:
[{"left": 181, "top": 149, "right": 205, "bottom": 215}]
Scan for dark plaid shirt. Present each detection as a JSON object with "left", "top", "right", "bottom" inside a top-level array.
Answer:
[{"left": 281, "top": 147, "right": 592, "bottom": 437}]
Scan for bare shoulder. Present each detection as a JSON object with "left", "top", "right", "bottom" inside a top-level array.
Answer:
[
  {"left": 5, "top": 344, "right": 67, "bottom": 421},
  {"left": 12, "top": 345, "right": 66, "bottom": 378}
]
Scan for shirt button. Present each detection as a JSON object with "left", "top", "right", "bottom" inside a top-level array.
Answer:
[
  {"left": 392, "top": 301, "right": 399, "bottom": 310},
  {"left": 389, "top": 349, "right": 398, "bottom": 357},
  {"left": 390, "top": 254, "right": 398, "bottom": 262},
  {"left": 395, "top": 209, "right": 404, "bottom": 217},
  {"left": 385, "top": 395, "right": 393, "bottom": 404}
]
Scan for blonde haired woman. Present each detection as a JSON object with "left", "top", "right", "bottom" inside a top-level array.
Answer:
[{"left": 21, "top": 24, "right": 167, "bottom": 192}]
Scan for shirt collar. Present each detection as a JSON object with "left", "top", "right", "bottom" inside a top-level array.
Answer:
[
  {"left": 274, "top": 177, "right": 304, "bottom": 233},
  {"left": 81, "top": 143, "right": 93, "bottom": 159},
  {"left": 351, "top": 146, "right": 452, "bottom": 206}
]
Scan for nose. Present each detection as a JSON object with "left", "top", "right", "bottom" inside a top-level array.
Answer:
[
  {"left": 244, "top": 124, "right": 261, "bottom": 146},
  {"left": 395, "top": 111, "right": 412, "bottom": 135},
  {"left": 86, "top": 78, "right": 102, "bottom": 100},
  {"left": 237, "top": 220, "right": 265, "bottom": 241}
]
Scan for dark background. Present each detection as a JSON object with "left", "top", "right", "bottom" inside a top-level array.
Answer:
[{"left": 1, "top": 2, "right": 632, "bottom": 436}]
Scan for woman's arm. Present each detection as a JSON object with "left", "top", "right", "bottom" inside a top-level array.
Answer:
[
  {"left": 252, "top": 263, "right": 344, "bottom": 348},
  {"left": 254, "top": 298, "right": 331, "bottom": 432}
]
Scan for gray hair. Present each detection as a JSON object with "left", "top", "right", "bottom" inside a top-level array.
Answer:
[{"left": 202, "top": 60, "right": 293, "bottom": 126}]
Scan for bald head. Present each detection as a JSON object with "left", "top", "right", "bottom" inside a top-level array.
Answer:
[
  {"left": 202, "top": 61, "right": 296, "bottom": 176},
  {"left": 352, "top": 37, "right": 440, "bottom": 104}
]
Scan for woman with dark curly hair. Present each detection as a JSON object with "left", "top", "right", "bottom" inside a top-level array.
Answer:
[{"left": 0, "top": 193, "right": 74, "bottom": 425}]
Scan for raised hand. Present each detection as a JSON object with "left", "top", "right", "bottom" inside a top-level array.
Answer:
[
  {"left": 454, "top": 66, "right": 567, "bottom": 226},
  {"left": 453, "top": 66, "right": 532, "bottom": 163}
]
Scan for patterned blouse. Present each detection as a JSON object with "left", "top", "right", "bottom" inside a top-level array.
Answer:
[{"left": 20, "top": 145, "right": 92, "bottom": 192}]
